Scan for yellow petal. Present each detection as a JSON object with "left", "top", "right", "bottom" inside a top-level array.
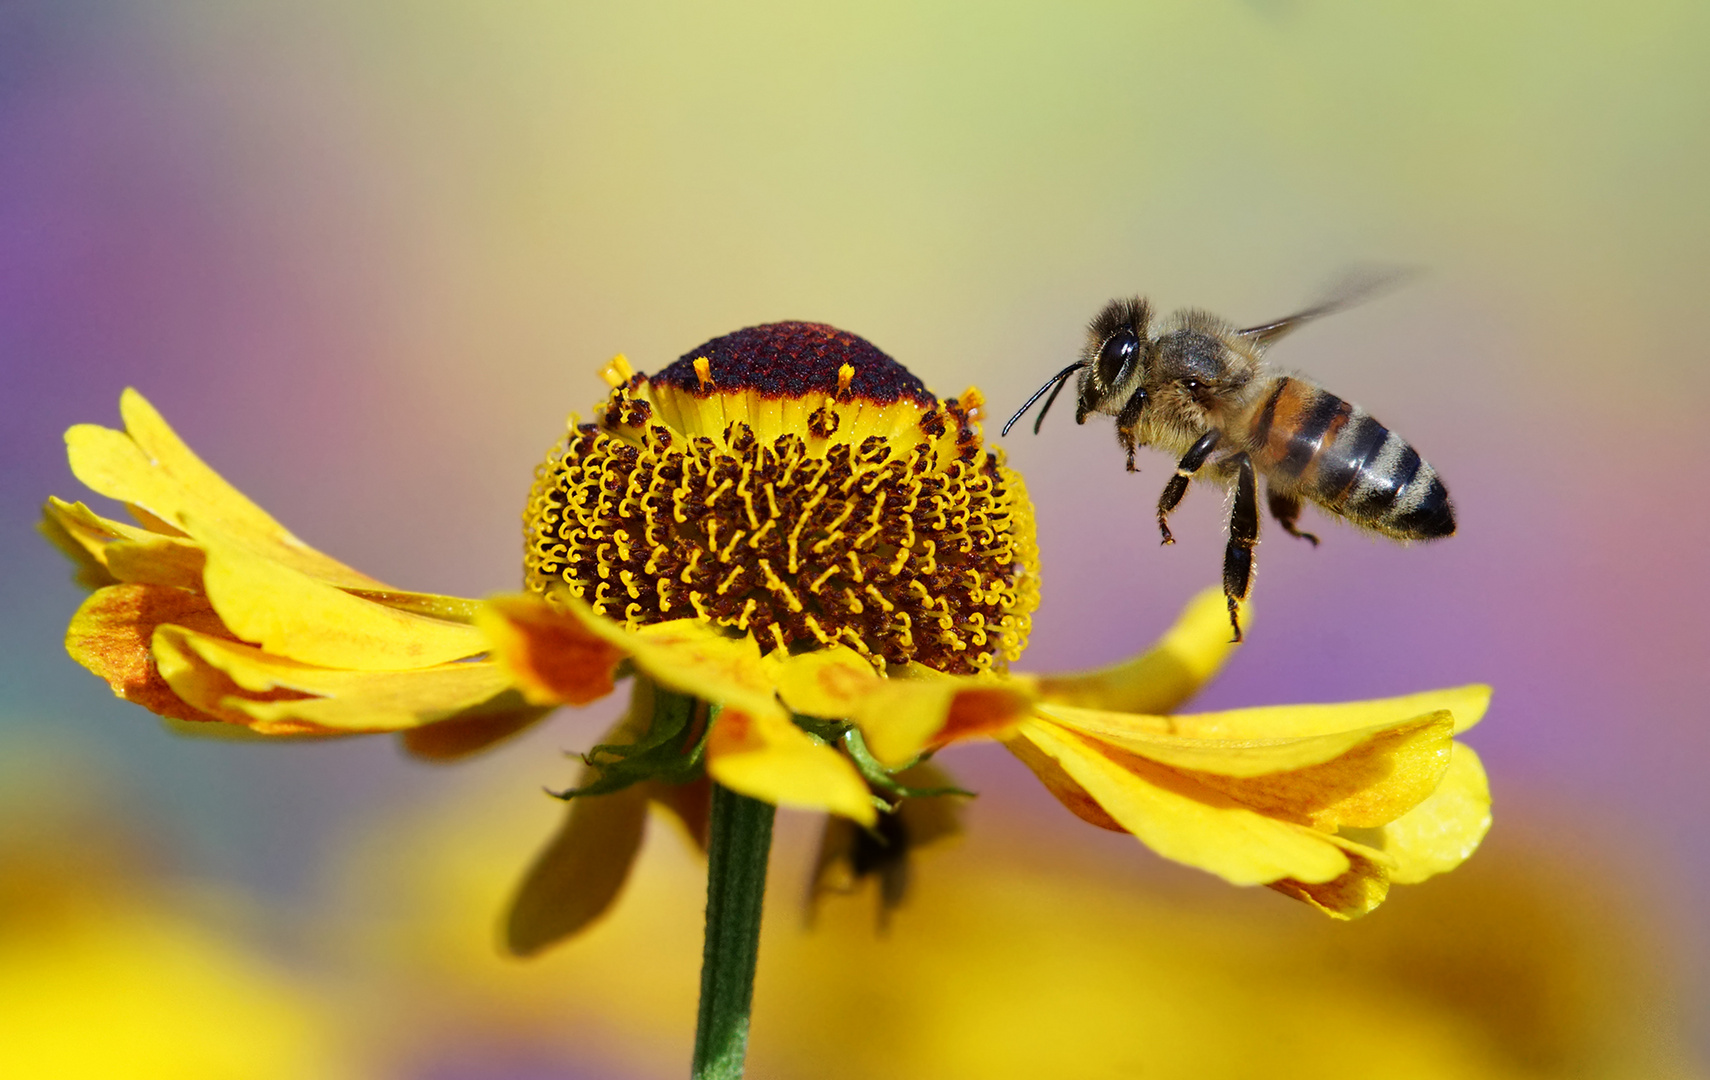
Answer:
[
  {"left": 474, "top": 594, "right": 626, "bottom": 706},
  {"left": 625, "top": 620, "right": 786, "bottom": 723},
  {"left": 39, "top": 499, "right": 120, "bottom": 589},
  {"left": 1185, "top": 713, "right": 1454, "bottom": 830},
  {"left": 774, "top": 649, "right": 1035, "bottom": 765},
  {"left": 44, "top": 498, "right": 479, "bottom": 622},
  {"left": 199, "top": 532, "right": 484, "bottom": 669},
  {"left": 1164, "top": 684, "right": 1492, "bottom": 740},
  {"left": 1002, "top": 730, "right": 1125, "bottom": 832},
  {"left": 342, "top": 588, "right": 481, "bottom": 623},
  {"left": 771, "top": 644, "right": 881, "bottom": 718},
  {"left": 1012, "top": 718, "right": 1350, "bottom": 885},
  {"left": 706, "top": 708, "right": 876, "bottom": 825},
  {"left": 1372, "top": 742, "right": 1492, "bottom": 884},
  {"left": 153, "top": 626, "right": 519, "bottom": 734},
  {"left": 66, "top": 390, "right": 383, "bottom": 589},
  {"left": 1268, "top": 847, "right": 1392, "bottom": 919},
  {"left": 64, "top": 584, "right": 232, "bottom": 725},
  {"left": 505, "top": 784, "right": 651, "bottom": 956},
  {"left": 1035, "top": 587, "right": 1239, "bottom": 713},
  {"left": 1044, "top": 704, "right": 1456, "bottom": 830}
]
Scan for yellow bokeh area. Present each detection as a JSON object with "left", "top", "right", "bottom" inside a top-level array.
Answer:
[
  {"left": 0, "top": 753, "right": 366, "bottom": 1080},
  {"left": 329, "top": 772, "right": 1698, "bottom": 1080}
]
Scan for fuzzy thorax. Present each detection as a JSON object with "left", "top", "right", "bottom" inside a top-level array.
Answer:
[{"left": 523, "top": 322, "right": 1039, "bottom": 675}]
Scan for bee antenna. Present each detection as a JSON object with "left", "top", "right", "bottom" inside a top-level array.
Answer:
[{"left": 1001, "top": 362, "right": 1087, "bottom": 437}]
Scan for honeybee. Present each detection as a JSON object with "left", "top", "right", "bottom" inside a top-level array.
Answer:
[{"left": 1003, "top": 285, "right": 1455, "bottom": 642}]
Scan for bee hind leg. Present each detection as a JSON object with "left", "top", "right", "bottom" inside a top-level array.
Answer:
[
  {"left": 1156, "top": 430, "right": 1222, "bottom": 545},
  {"left": 1223, "top": 452, "right": 1258, "bottom": 643},
  {"left": 1265, "top": 487, "right": 1319, "bottom": 546}
]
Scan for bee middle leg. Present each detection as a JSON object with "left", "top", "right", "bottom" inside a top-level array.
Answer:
[
  {"left": 1223, "top": 452, "right": 1258, "bottom": 643},
  {"left": 1156, "top": 430, "right": 1222, "bottom": 544},
  {"left": 1265, "top": 487, "right": 1319, "bottom": 546}
]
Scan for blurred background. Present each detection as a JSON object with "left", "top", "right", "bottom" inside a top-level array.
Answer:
[{"left": 3, "top": 1, "right": 1706, "bottom": 1077}]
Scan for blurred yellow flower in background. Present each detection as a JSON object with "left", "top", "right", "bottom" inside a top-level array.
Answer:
[
  {"left": 0, "top": 754, "right": 366, "bottom": 1080},
  {"left": 43, "top": 320, "right": 1490, "bottom": 961}
]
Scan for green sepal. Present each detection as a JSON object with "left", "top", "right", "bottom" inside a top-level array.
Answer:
[{"left": 551, "top": 683, "right": 711, "bottom": 800}]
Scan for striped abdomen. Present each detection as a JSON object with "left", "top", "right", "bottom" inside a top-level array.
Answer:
[{"left": 1247, "top": 376, "right": 1454, "bottom": 539}]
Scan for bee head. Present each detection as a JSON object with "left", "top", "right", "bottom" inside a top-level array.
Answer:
[{"left": 1081, "top": 297, "right": 1152, "bottom": 406}]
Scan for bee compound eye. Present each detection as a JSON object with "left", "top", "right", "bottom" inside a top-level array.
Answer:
[{"left": 1097, "top": 329, "right": 1139, "bottom": 386}]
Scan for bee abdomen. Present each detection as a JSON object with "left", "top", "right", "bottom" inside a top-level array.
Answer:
[{"left": 1251, "top": 377, "right": 1454, "bottom": 540}]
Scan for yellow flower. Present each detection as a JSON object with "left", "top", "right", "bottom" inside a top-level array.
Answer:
[{"left": 45, "top": 319, "right": 1490, "bottom": 952}]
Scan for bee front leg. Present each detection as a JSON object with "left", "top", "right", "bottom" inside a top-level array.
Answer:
[
  {"left": 1114, "top": 387, "right": 1149, "bottom": 472},
  {"left": 1223, "top": 452, "right": 1258, "bottom": 643},
  {"left": 1265, "top": 487, "right": 1319, "bottom": 546},
  {"left": 1156, "top": 430, "right": 1222, "bottom": 545}
]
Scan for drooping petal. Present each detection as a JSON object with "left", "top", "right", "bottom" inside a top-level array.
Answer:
[
  {"left": 1372, "top": 743, "right": 1492, "bottom": 884},
  {"left": 505, "top": 786, "right": 651, "bottom": 956},
  {"left": 774, "top": 647, "right": 1035, "bottom": 765},
  {"left": 1035, "top": 588, "right": 1240, "bottom": 713},
  {"left": 1010, "top": 718, "right": 1351, "bottom": 885},
  {"left": 65, "top": 584, "right": 232, "bottom": 724},
  {"left": 476, "top": 595, "right": 626, "bottom": 706},
  {"left": 705, "top": 707, "right": 877, "bottom": 825},
  {"left": 152, "top": 626, "right": 520, "bottom": 734},
  {"left": 649, "top": 774, "right": 713, "bottom": 853},
  {"left": 65, "top": 390, "right": 383, "bottom": 589},
  {"left": 399, "top": 708, "right": 555, "bottom": 761},
  {"left": 198, "top": 531, "right": 484, "bottom": 670}
]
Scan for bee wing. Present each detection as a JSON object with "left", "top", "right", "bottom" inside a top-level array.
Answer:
[{"left": 1237, "top": 266, "right": 1417, "bottom": 347}]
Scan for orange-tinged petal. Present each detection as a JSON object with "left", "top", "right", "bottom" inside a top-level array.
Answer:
[
  {"left": 774, "top": 649, "right": 1035, "bottom": 765},
  {"left": 1182, "top": 713, "right": 1454, "bottom": 830},
  {"left": 706, "top": 708, "right": 876, "bottom": 825},
  {"left": 1040, "top": 704, "right": 1457, "bottom": 830},
  {"left": 1012, "top": 718, "right": 1351, "bottom": 885},
  {"left": 1375, "top": 743, "right": 1492, "bottom": 884},
  {"left": 199, "top": 532, "right": 484, "bottom": 670},
  {"left": 1035, "top": 587, "right": 1239, "bottom": 713},
  {"left": 482, "top": 593, "right": 780, "bottom": 717},
  {"left": 1162, "top": 684, "right": 1492, "bottom": 741},
  {"left": 505, "top": 784, "right": 651, "bottom": 956},
  {"left": 152, "top": 626, "right": 520, "bottom": 733},
  {"left": 475, "top": 594, "right": 625, "bottom": 706},
  {"left": 65, "top": 584, "right": 232, "bottom": 724},
  {"left": 771, "top": 644, "right": 881, "bottom": 718},
  {"left": 65, "top": 390, "right": 383, "bottom": 589}
]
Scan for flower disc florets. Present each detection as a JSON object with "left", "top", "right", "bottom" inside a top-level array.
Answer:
[{"left": 524, "top": 322, "right": 1039, "bottom": 675}]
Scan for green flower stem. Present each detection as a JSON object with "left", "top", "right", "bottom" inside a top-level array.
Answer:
[{"left": 692, "top": 779, "right": 777, "bottom": 1079}]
